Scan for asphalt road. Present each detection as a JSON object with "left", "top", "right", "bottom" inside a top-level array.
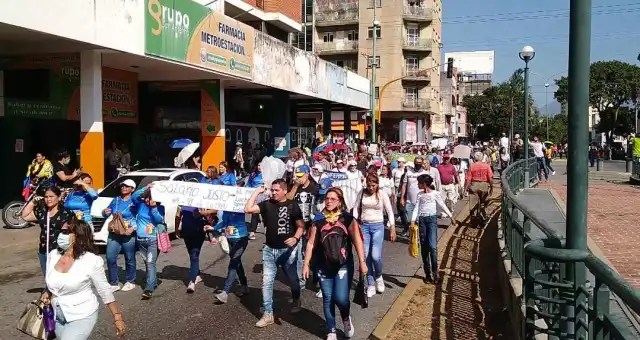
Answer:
[{"left": 0, "top": 208, "right": 463, "bottom": 340}]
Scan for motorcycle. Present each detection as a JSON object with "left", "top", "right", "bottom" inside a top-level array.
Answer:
[
  {"left": 2, "top": 180, "right": 47, "bottom": 229},
  {"left": 116, "top": 161, "right": 141, "bottom": 178}
]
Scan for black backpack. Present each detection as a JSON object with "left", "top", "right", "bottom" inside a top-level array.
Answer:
[{"left": 319, "top": 219, "right": 349, "bottom": 273}]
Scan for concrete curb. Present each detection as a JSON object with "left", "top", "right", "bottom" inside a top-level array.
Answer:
[{"left": 369, "top": 203, "right": 467, "bottom": 340}]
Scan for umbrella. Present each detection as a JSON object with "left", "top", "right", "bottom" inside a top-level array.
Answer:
[
  {"left": 174, "top": 142, "right": 200, "bottom": 167},
  {"left": 325, "top": 143, "right": 351, "bottom": 153},
  {"left": 170, "top": 138, "right": 194, "bottom": 149},
  {"left": 543, "top": 141, "right": 554, "bottom": 145},
  {"left": 452, "top": 145, "right": 472, "bottom": 159}
]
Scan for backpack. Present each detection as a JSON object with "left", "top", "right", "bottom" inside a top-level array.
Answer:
[
  {"left": 430, "top": 154, "right": 440, "bottom": 168},
  {"left": 319, "top": 220, "right": 349, "bottom": 273}
]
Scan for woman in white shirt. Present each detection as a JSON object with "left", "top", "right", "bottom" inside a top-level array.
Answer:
[
  {"left": 410, "top": 174, "right": 456, "bottom": 284},
  {"left": 353, "top": 174, "right": 396, "bottom": 298},
  {"left": 41, "top": 220, "right": 125, "bottom": 339}
]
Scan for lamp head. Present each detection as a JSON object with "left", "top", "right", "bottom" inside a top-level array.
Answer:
[
  {"left": 519, "top": 45, "right": 535, "bottom": 61},
  {"left": 373, "top": 18, "right": 380, "bottom": 26}
]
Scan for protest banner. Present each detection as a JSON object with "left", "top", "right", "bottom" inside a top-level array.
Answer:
[
  {"left": 324, "top": 171, "right": 348, "bottom": 181},
  {"left": 150, "top": 181, "right": 257, "bottom": 213},
  {"left": 390, "top": 153, "right": 417, "bottom": 162},
  {"left": 331, "top": 177, "right": 362, "bottom": 210}
]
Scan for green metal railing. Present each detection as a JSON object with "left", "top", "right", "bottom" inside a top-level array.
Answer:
[{"left": 501, "top": 158, "right": 640, "bottom": 339}]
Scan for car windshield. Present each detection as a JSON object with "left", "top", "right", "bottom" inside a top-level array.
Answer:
[{"left": 99, "top": 175, "right": 168, "bottom": 197}]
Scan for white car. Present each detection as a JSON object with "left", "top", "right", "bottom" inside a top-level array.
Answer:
[{"left": 90, "top": 168, "right": 205, "bottom": 245}]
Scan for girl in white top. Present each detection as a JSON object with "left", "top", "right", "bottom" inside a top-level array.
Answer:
[
  {"left": 410, "top": 174, "right": 456, "bottom": 283},
  {"left": 42, "top": 220, "right": 125, "bottom": 340},
  {"left": 378, "top": 164, "right": 395, "bottom": 203},
  {"left": 353, "top": 173, "right": 396, "bottom": 298}
]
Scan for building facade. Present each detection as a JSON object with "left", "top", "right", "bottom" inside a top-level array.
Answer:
[
  {"left": 0, "top": 0, "right": 370, "bottom": 205},
  {"left": 314, "top": 0, "right": 443, "bottom": 143}
]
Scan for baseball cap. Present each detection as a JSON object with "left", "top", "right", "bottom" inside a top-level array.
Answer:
[
  {"left": 336, "top": 159, "right": 344, "bottom": 164},
  {"left": 312, "top": 164, "right": 324, "bottom": 172},
  {"left": 397, "top": 157, "right": 406, "bottom": 163},
  {"left": 348, "top": 160, "right": 357, "bottom": 167},
  {"left": 121, "top": 179, "right": 137, "bottom": 189},
  {"left": 295, "top": 165, "right": 311, "bottom": 177}
]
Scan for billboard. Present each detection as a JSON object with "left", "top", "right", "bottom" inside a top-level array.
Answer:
[{"left": 444, "top": 51, "right": 495, "bottom": 75}]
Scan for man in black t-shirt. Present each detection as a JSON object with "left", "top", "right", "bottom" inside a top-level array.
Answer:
[
  {"left": 245, "top": 179, "right": 305, "bottom": 328},
  {"left": 52, "top": 151, "right": 80, "bottom": 189},
  {"left": 286, "top": 165, "right": 320, "bottom": 289}
]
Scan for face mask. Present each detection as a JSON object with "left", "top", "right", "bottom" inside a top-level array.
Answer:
[
  {"left": 63, "top": 158, "right": 71, "bottom": 165},
  {"left": 57, "top": 233, "right": 71, "bottom": 251},
  {"left": 414, "top": 164, "right": 423, "bottom": 171}
]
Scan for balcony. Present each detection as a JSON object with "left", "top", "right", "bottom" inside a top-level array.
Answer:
[
  {"left": 402, "top": 38, "right": 434, "bottom": 52},
  {"left": 402, "top": 68, "right": 430, "bottom": 82},
  {"left": 316, "top": 3, "right": 359, "bottom": 27},
  {"left": 402, "top": 5, "right": 434, "bottom": 22},
  {"left": 402, "top": 98, "right": 431, "bottom": 111},
  {"left": 316, "top": 41, "right": 359, "bottom": 55}
]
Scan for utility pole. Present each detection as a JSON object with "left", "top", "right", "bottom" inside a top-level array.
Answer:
[
  {"left": 564, "top": 0, "right": 591, "bottom": 337},
  {"left": 370, "top": 4, "right": 379, "bottom": 143},
  {"left": 545, "top": 83, "right": 550, "bottom": 140}
]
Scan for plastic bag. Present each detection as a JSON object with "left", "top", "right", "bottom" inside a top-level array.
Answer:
[
  {"left": 260, "top": 156, "right": 286, "bottom": 188},
  {"left": 408, "top": 223, "right": 419, "bottom": 258},
  {"left": 218, "top": 235, "right": 230, "bottom": 254}
]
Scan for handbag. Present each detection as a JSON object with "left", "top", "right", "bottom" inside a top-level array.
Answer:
[
  {"left": 16, "top": 300, "right": 46, "bottom": 339},
  {"left": 353, "top": 274, "right": 369, "bottom": 308},
  {"left": 408, "top": 223, "right": 419, "bottom": 258},
  {"left": 157, "top": 224, "right": 171, "bottom": 253},
  {"left": 108, "top": 213, "right": 128, "bottom": 236}
]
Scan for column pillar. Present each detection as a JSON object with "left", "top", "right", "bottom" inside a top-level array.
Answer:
[
  {"left": 201, "top": 80, "right": 225, "bottom": 169},
  {"left": 272, "top": 91, "right": 291, "bottom": 158},
  {"left": 322, "top": 101, "right": 331, "bottom": 139},
  {"left": 80, "top": 50, "right": 105, "bottom": 188},
  {"left": 417, "top": 118, "right": 425, "bottom": 143},
  {"left": 344, "top": 107, "right": 352, "bottom": 139},
  {"left": 399, "top": 119, "right": 407, "bottom": 143}
]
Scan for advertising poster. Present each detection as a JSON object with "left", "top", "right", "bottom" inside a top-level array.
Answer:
[
  {"left": 145, "top": 0, "right": 253, "bottom": 79},
  {"left": 1, "top": 54, "right": 138, "bottom": 123},
  {"left": 405, "top": 121, "right": 417, "bottom": 143},
  {"left": 1, "top": 54, "right": 80, "bottom": 120}
]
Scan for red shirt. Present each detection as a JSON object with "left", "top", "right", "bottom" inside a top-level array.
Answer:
[
  {"left": 467, "top": 162, "right": 493, "bottom": 183},
  {"left": 437, "top": 163, "right": 457, "bottom": 185}
]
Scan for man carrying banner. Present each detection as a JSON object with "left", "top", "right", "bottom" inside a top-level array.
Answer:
[
  {"left": 286, "top": 165, "right": 320, "bottom": 289},
  {"left": 244, "top": 179, "right": 305, "bottom": 328}
]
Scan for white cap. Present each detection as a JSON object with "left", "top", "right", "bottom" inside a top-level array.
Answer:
[
  {"left": 121, "top": 179, "right": 137, "bottom": 189},
  {"left": 397, "top": 157, "right": 406, "bottom": 163},
  {"left": 313, "top": 164, "right": 324, "bottom": 172},
  {"left": 348, "top": 160, "right": 358, "bottom": 167}
]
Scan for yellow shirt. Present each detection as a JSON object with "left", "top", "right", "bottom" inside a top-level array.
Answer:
[
  {"left": 632, "top": 137, "right": 640, "bottom": 158},
  {"left": 26, "top": 160, "right": 54, "bottom": 179}
]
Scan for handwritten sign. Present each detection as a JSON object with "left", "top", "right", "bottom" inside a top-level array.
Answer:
[
  {"left": 150, "top": 181, "right": 257, "bottom": 213},
  {"left": 331, "top": 177, "right": 362, "bottom": 210}
]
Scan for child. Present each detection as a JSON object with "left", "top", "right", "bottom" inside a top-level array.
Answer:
[
  {"left": 209, "top": 210, "right": 250, "bottom": 304},
  {"left": 410, "top": 174, "right": 455, "bottom": 283}
]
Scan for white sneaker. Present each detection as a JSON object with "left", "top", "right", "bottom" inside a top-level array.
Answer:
[
  {"left": 187, "top": 282, "right": 195, "bottom": 293},
  {"left": 343, "top": 316, "right": 355, "bottom": 338},
  {"left": 366, "top": 285, "right": 376, "bottom": 298},
  {"left": 375, "top": 277, "right": 385, "bottom": 293},
  {"left": 121, "top": 282, "right": 136, "bottom": 292},
  {"left": 326, "top": 333, "right": 337, "bottom": 340},
  {"left": 316, "top": 290, "right": 323, "bottom": 298},
  {"left": 110, "top": 284, "right": 122, "bottom": 293},
  {"left": 552, "top": 171, "right": 556, "bottom": 176},
  {"left": 195, "top": 275, "right": 203, "bottom": 285}
]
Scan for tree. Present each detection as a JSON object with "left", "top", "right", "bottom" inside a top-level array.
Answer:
[
  {"left": 554, "top": 60, "right": 640, "bottom": 142},
  {"left": 532, "top": 113, "right": 568, "bottom": 144},
  {"left": 463, "top": 69, "right": 540, "bottom": 140}
]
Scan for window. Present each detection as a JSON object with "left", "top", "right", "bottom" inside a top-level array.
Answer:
[
  {"left": 404, "top": 87, "right": 418, "bottom": 101},
  {"left": 369, "top": 0, "right": 381, "bottom": 7},
  {"left": 336, "top": 60, "right": 344, "bottom": 67},
  {"left": 347, "top": 30, "right": 359, "bottom": 41},
  {"left": 405, "top": 56, "right": 418, "bottom": 70},
  {"left": 367, "top": 56, "right": 381, "bottom": 68},
  {"left": 323, "top": 32, "right": 334, "bottom": 42},
  {"left": 367, "top": 26, "right": 381, "bottom": 39},
  {"left": 375, "top": 86, "right": 380, "bottom": 99},
  {"left": 457, "top": 126, "right": 461, "bottom": 133}
]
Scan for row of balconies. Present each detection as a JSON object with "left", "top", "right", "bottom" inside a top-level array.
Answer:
[
  {"left": 401, "top": 98, "right": 432, "bottom": 111},
  {"left": 314, "top": 37, "right": 434, "bottom": 55},
  {"left": 315, "top": 3, "right": 434, "bottom": 26}
]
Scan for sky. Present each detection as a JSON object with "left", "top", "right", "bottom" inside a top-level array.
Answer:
[{"left": 442, "top": 0, "right": 640, "bottom": 114}]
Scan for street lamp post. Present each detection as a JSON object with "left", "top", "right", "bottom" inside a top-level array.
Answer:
[
  {"left": 545, "top": 83, "right": 550, "bottom": 140},
  {"left": 519, "top": 45, "right": 535, "bottom": 187},
  {"left": 370, "top": 10, "right": 380, "bottom": 143}
]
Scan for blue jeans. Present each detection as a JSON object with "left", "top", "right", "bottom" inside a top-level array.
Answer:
[
  {"left": 38, "top": 251, "right": 47, "bottom": 275},
  {"left": 536, "top": 157, "right": 548, "bottom": 180},
  {"left": 361, "top": 221, "right": 385, "bottom": 286},
  {"left": 183, "top": 233, "right": 205, "bottom": 283},
  {"left": 296, "top": 234, "right": 307, "bottom": 288},
  {"left": 418, "top": 216, "right": 438, "bottom": 278},
  {"left": 106, "top": 234, "right": 137, "bottom": 285},
  {"left": 54, "top": 307, "right": 98, "bottom": 340},
  {"left": 137, "top": 237, "right": 158, "bottom": 292},
  {"left": 262, "top": 244, "right": 301, "bottom": 313},
  {"left": 405, "top": 202, "right": 416, "bottom": 229},
  {"left": 318, "top": 260, "right": 354, "bottom": 334},
  {"left": 223, "top": 237, "right": 249, "bottom": 293}
]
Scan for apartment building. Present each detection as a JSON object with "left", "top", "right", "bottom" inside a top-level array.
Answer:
[{"left": 314, "top": 0, "right": 443, "bottom": 142}]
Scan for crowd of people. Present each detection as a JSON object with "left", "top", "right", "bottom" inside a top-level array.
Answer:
[{"left": 19, "top": 135, "right": 508, "bottom": 340}]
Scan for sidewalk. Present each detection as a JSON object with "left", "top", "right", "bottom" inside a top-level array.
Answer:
[{"left": 385, "top": 185, "right": 513, "bottom": 340}]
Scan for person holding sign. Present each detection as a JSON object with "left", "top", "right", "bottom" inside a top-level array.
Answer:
[{"left": 244, "top": 179, "right": 305, "bottom": 328}]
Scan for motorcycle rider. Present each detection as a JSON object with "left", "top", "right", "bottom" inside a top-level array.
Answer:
[
  {"left": 53, "top": 150, "right": 81, "bottom": 189},
  {"left": 26, "top": 152, "right": 54, "bottom": 182}
]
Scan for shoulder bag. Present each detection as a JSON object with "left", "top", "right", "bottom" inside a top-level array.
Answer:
[{"left": 107, "top": 199, "right": 129, "bottom": 236}]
